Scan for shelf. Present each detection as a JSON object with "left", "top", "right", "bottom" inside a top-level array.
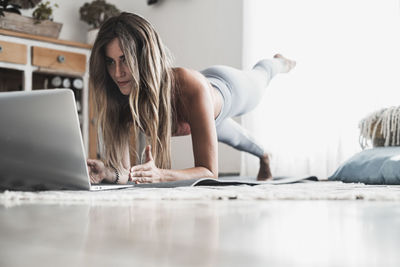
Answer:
[
  {"left": 0, "top": 67, "right": 23, "bottom": 92},
  {"left": 0, "top": 29, "right": 92, "bottom": 49}
]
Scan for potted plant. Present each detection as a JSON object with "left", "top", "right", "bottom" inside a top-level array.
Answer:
[
  {"left": 79, "top": 0, "right": 120, "bottom": 44},
  {"left": 0, "top": 0, "right": 41, "bottom": 16},
  {"left": 0, "top": 0, "right": 62, "bottom": 38},
  {"left": 32, "top": 1, "right": 58, "bottom": 23}
]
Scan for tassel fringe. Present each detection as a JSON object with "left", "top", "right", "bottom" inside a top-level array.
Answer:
[{"left": 359, "top": 106, "right": 400, "bottom": 149}]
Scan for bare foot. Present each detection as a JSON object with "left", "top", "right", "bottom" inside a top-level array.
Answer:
[
  {"left": 274, "top": 54, "right": 296, "bottom": 73},
  {"left": 257, "top": 154, "right": 273, "bottom": 181}
]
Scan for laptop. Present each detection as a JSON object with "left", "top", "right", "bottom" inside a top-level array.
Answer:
[{"left": 0, "top": 89, "right": 134, "bottom": 191}]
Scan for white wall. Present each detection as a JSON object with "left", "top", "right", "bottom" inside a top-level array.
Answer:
[
  {"left": 241, "top": 0, "right": 400, "bottom": 178},
  {"left": 22, "top": 0, "right": 243, "bottom": 173}
]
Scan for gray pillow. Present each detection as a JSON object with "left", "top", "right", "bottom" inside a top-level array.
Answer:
[{"left": 329, "top": 147, "right": 400, "bottom": 184}]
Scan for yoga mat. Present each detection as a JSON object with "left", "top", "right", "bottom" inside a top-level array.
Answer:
[
  {"left": 132, "top": 176, "right": 319, "bottom": 188},
  {"left": 0, "top": 175, "right": 318, "bottom": 191}
]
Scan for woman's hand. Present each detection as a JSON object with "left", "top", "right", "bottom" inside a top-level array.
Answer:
[
  {"left": 87, "top": 159, "right": 107, "bottom": 184},
  {"left": 129, "top": 145, "right": 164, "bottom": 184}
]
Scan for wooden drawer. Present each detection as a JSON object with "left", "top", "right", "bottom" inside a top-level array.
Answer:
[
  {"left": 32, "top": 46, "right": 86, "bottom": 74},
  {"left": 0, "top": 40, "right": 27, "bottom": 64}
]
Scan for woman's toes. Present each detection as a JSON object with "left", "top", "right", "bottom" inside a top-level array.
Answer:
[{"left": 274, "top": 54, "right": 296, "bottom": 73}]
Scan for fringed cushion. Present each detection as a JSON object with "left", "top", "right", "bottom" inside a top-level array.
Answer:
[{"left": 330, "top": 107, "right": 400, "bottom": 184}]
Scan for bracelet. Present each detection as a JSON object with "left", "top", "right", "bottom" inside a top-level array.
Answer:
[{"left": 110, "top": 165, "right": 119, "bottom": 184}]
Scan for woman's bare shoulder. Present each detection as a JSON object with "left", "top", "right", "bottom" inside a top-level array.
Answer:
[
  {"left": 173, "top": 67, "right": 201, "bottom": 80},
  {"left": 173, "top": 67, "right": 210, "bottom": 97}
]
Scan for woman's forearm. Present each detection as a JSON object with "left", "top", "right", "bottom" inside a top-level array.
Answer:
[
  {"left": 128, "top": 145, "right": 218, "bottom": 184},
  {"left": 161, "top": 166, "right": 217, "bottom": 182}
]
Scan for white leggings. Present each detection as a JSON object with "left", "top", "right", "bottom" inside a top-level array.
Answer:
[{"left": 200, "top": 58, "right": 286, "bottom": 158}]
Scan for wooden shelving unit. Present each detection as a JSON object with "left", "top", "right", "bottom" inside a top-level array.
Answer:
[{"left": 0, "top": 29, "right": 95, "bottom": 157}]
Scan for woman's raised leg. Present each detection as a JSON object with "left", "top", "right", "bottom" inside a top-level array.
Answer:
[{"left": 202, "top": 54, "right": 295, "bottom": 179}]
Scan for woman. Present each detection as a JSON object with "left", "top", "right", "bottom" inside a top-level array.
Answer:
[{"left": 87, "top": 12, "right": 295, "bottom": 184}]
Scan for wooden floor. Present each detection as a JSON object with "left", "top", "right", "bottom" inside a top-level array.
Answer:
[{"left": 0, "top": 200, "right": 399, "bottom": 267}]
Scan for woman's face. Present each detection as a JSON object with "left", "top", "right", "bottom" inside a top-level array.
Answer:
[{"left": 105, "top": 38, "right": 133, "bottom": 96}]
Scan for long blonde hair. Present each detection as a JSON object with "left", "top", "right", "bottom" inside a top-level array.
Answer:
[{"left": 89, "top": 12, "right": 176, "bottom": 171}]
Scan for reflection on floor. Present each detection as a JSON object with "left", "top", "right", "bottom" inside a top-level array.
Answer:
[{"left": 1, "top": 200, "right": 399, "bottom": 267}]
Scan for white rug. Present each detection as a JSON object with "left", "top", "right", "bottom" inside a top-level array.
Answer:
[{"left": 2, "top": 181, "right": 400, "bottom": 206}]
